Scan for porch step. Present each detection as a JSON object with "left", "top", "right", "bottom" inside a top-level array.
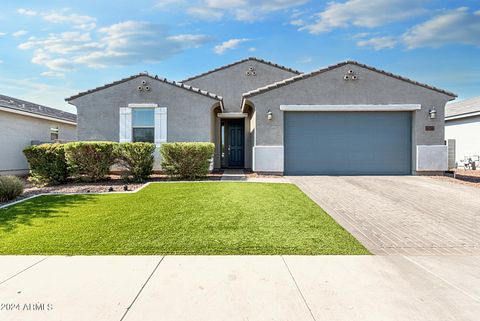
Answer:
[{"left": 221, "top": 169, "right": 246, "bottom": 181}]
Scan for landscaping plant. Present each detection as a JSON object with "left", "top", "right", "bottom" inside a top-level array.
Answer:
[
  {"left": 0, "top": 176, "right": 24, "bottom": 202},
  {"left": 161, "top": 142, "right": 214, "bottom": 179},
  {"left": 23, "top": 143, "right": 69, "bottom": 186},
  {"left": 64, "top": 142, "right": 117, "bottom": 182},
  {"left": 115, "top": 142, "right": 156, "bottom": 182}
]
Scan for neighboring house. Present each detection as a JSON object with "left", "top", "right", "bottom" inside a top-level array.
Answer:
[
  {"left": 66, "top": 57, "right": 456, "bottom": 175},
  {"left": 445, "top": 96, "right": 480, "bottom": 167},
  {"left": 0, "top": 94, "right": 77, "bottom": 175}
]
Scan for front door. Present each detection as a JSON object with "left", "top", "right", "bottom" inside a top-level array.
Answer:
[{"left": 228, "top": 120, "right": 244, "bottom": 168}]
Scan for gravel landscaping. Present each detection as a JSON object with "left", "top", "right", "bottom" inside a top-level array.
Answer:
[
  {"left": 430, "top": 170, "right": 480, "bottom": 188},
  {"left": 0, "top": 173, "right": 223, "bottom": 207}
]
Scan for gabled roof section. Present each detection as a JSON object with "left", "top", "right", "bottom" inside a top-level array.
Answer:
[
  {"left": 0, "top": 94, "right": 77, "bottom": 123},
  {"left": 181, "top": 57, "right": 302, "bottom": 83},
  {"left": 242, "top": 61, "right": 457, "bottom": 99},
  {"left": 445, "top": 96, "right": 480, "bottom": 119},
  {"left": 66, "top": 73, "right": 223, "bottom": 102}
]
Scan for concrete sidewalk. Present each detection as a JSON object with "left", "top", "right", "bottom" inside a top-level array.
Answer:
[{"left": 0, "top": 256, "right": 479, "bottom": 321}]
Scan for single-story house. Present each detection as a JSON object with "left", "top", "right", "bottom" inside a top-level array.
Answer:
[
  {"left": 66, "top": 57, "right": 456, "bottom": 175},
  {"left": 0, "top": 94, "right": 77, "bottom": 175},
  {"left": 445, "top": 96, "right": 480, "bottom": 167}
]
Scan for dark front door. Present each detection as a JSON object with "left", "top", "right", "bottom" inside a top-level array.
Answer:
[{"left": 228, "top": 120, "right": 244, "bottom": 168}]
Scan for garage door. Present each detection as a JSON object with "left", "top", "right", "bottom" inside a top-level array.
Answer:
[{"left": 284, "top": 111, "right": 412, "bottom": 175}]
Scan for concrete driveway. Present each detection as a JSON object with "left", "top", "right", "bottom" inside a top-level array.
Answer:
[
  {"left": 1, "top": 255, "right": 480, "bottom": 321},
  {"left": 289, "top": 176, "right": 480, "bottom": 255}
]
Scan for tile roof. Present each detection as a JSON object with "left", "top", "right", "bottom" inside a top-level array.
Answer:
[
  {"left": 0, "top": 94, "right": 77, "bottom": 123},
  {"left": 445, "top": 96, "right": 480, "bottom": 119},
  {"left": 181, "top": 57, "right": 302, "bottom": 83},
  {"left": 242, "top": 61, "right": 457, "bottom": 99},
  {"left": 65, "top": 73, "right": 223, "bottom": 102}
]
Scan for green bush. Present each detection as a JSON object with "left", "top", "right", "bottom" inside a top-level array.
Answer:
[
  {"left": 115, "top": 143, "right": 156, "bottom": 182},
  {"left": 0, "top": 176, "right": 24, "bottom": 202},
  {"left": 161, "top": 142, "right": 214, "bottom": 179},
  {"left": 23, "top": 144, "right": 68, "bottom": 186},
  {"left": 64, "top": 142, "right": 117, "bottom": 182}
]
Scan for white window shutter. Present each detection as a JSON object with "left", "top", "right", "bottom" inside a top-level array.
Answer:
[
  {"left": 155, "top": 107, "right": 167, "bottom": 146},
  {"left": 119, "top": 107, "right": 132, "bottom": 142}
]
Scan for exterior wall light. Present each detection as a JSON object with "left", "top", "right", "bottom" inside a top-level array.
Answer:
[
  {"left": 429, "top": 107, "right": 437, "bottom": 119},
  {"left": 267, "top": 110, "right": 273, "bottom": 121}
]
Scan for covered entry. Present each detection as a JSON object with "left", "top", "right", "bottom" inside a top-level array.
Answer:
[
  {"left": 284, "top": 111, "right": 412, "bottom": 175},
  {"left": 220, "top": 118, "right": 245, "bottom": 168}
]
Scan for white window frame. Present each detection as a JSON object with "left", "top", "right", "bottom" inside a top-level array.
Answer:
[
  {"left": 50, "top": 125, "right": 59, "bottom": 141},
  {"left": 129, "top": 104, "right": 158, "bottom": 143}
]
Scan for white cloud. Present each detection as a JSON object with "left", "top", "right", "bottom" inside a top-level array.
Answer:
[
  {"left": 41, "top": 71, "right": 65, "bottom": 78},
  {"left": 17, "top": 8, "right": 97, "bottom": 31},
  {"left": 248, "top": 47, "right": 257, "bottom": 52},
  {"left": 13, "top": 30, "right": 28, "bottom": 37},
  {"left": 402, "top": 7, "right": 480, "bottom": 48},
  {"left": 357, "top": 36, "right": 397, "bottom": 50},
  {"left": 31, "top": 49, "right": 75, "bottom": 71},
  {"left": 189, "top": 0, "right": 308, "bottom": 22},
  {"left": 187, "top": 7, "right": 224, "bottom": 20},
  {"left": 0, "top": 60, "right": 3, "bottom": 64},
  {"left": 17, "top": 8, "right": 37, "bottom": 16},
  {"left": 19, "top": 21, "right": 211, "bottom": 71},
  {"left": 290, "top": 19, "right": 305, "bottom": 26},
  {"left": 301, "top": 0, "right": 427, "bottom": 34},
  {"left": 0, "top": 32, "right": 6, "bottom": 37},
  {"left": 155, "top": 0, "right": 186, "bottom": 9},
  {"left": 213, "top": 38, "right": 250, "bottom": 54},
  {"left": 42, "top": 11, "right": 97, "bottom": 30}
]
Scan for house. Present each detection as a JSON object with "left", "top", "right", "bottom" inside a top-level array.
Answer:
[
  {"left": 0, "top": 94, "right": 77, "bottom": 175},
  {"left": 66, "top": 57, "right": 456, "bottom": 175},
  {"left": 445, "top": 96, "right": 480, "bottom": 167}
]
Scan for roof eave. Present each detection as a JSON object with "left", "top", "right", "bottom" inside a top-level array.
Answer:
[
  {"left": 65, "top": 73, "right": 223, "bottom": 103},
  {"left": 181, "top": 57, "right": 302, "bottom": 83},
  {"left": 242, "top": 60, "right": 457, "bottom": 99}
]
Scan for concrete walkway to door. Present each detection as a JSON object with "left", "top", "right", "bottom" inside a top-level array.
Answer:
[{"left": 288, "top": 176, "right": 480, "bottom": 255}]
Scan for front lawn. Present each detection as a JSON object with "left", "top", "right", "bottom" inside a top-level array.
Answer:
[{"left": 0, "top": 183, "right": 369, "bottom": 255}]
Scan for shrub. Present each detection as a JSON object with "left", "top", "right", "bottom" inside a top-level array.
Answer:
[
  {"left": 0, "top": 176, "right": 24, "bottom": 202},
  {"left": 23, "top": 144, "right": 68, "bottom": 186},
  {"left": 64, "top": 142, "right": 117, "bottom": 182},
  {"left": 115, "top": 143, "right": 156, "bottom": 182},
  {"left": 161, "top": 142, "right": 215, "bottom": 179}
]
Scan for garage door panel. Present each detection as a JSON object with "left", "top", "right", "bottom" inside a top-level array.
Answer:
[{"left": 284, "top": 112, "right": 412, "bottom": 175}]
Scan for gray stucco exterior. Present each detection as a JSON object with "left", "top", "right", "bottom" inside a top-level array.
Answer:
[
  {"left": 244, "top": 63, "right": 455, "bottom": 175},
  {"left": 67, "top": 58, "right": 456, "bottom": 175},
  {"left": 183, "top": 58, "right": 299, "bottom": 112},
  {"left": 69, "top": 75, "right": 221, "bottom": 143}
]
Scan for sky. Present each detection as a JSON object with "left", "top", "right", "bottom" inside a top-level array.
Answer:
[{"left": 0, "top": 0, "right": 479, "bottom": 114}]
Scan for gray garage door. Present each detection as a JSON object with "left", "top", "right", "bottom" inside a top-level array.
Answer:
[{"left": 284, "top": 111, "right": 412, "bottom": 175}]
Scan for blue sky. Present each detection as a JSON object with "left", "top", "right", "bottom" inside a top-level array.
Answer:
[{"left": 0, "top": 0, "right": 479, "bottom": 113}]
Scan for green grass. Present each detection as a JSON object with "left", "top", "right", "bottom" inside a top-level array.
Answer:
[{"left": 0, "top": 183, "right": 369, "bottom": 255}]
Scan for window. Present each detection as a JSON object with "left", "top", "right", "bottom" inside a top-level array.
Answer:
[
  {"left": 132, "top": 108, "right": 154, "bottom": 143},
  {"left": 50, "top": 126, "right": 59, "bottom": 141}
]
